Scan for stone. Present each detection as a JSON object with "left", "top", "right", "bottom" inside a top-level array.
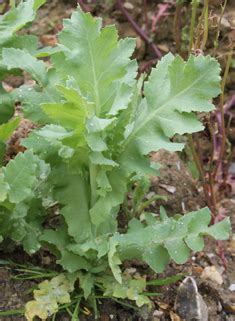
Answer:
[
  {"left": 174, "top": 276, "right": 208, "bottom": 321},
  {"left": 201, "top": 266, "right": 223, "bottom": 286}
]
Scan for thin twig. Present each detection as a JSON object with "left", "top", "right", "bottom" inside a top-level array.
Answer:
[
  {"left": 194, "top": 2, "right": 206, "bottom": 49},
  {"left": 213, "top": 46, "right": 233, "bottom": 179},
  {"left": 189, "top": 0, "right": 199, "bottom": 52},
  {"left": 116, "top": 0, "right": 162, "bottom": 59},
  {"left": 174, "top": 1, "right": 183, "bottom": 54},
  {"left": 213, "top": 0, "right": 227, "bottom": 56},
  {"left": 207, "top": 120, "right": 218, "bottom": 215},
  {"left": 200, "top": 0, "right": 209, "bottom": 50},
  {"left": 188, "top": 134, "right": 212, "bottom": 209}
]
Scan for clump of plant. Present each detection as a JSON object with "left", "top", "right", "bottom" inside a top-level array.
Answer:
[{"left": 0, "top": 5, "right": 231, "bottom": 320}]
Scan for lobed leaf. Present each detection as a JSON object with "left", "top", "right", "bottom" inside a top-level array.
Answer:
[
  {"left": 52, "top": 6, "right": 137, "bottom": 116},
  {"left": 3, "top": 150, "right": 39, "bottom": 203},
  {"left": 25, "top": 274, "right": 74, "bottom": 321},
  {"left": 120, "top": 54, "right": 221, "bottom": 168},
  {"left": 109, "top": 208, "right": 231, "bottom": 280}
]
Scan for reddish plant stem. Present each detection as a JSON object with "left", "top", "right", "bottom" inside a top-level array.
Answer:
[
  {"left": 188, "top": 134, "right": 213, "bottom": 211},
  {"left": 216, "top": 240, "right": 228, "bottom": 269},
  {"left": 151, "top": 4, "right": 170, "bottom": 33},
  {"left": 139, "top": 58, "right": 158, "bottom": 74},
  {"left": 207, "top": 120, "right": 218, "bottom": 217},
  {"left": 116, "top": 0, "right": 162, "bottom": 59},
  {"left": 174, "top": 1, "right": 183, "bottom": 54},
  {"left": 213, "top": 48, "right": 233, "bottom": 180}
]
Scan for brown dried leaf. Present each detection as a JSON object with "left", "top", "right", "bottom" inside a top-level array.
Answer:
[{"left": 170, "top": 311, "right": 184, "bottom": 321}]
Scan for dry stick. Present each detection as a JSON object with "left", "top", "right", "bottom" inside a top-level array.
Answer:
[
  {"left": 194, "top": 1, "right": 207, "bottom": 50},
  {"left": 189, "top": 0, "right": 199, "bottom": 52},
  {"left": 213, "top": 48, "right": 234, "bottom": 180},
  {"left": 143, "top": 0, "right": 149, "bottom": 33},
  {"left": 188, "top": 134, "right": 212, "bottom": 210},
  {"left": 207, "top": 121, "right": 218, "bottom": 215},
  {"left": 200, "top": 0, "right": 209, "bottom": 50},
  {"left": 213, "top": 0, "right": 228, "bottom": 56},
  {"left": 173, "top": 1, "right": 183, "bottom": 54},
  {"left": 116, "top": 0, "right": 162, "bottom": 59}
]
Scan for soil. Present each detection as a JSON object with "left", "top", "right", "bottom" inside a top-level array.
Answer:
[{"left": 0, "top": 0, "right": 235, "bottom": 320}]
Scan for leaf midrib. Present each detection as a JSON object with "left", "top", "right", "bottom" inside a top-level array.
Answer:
[
  {"left": 84, "top": 27, "right": 101, "bottom": 116},
  {"left": 123, "top": 66, "right": 211, "bottom": 148}
]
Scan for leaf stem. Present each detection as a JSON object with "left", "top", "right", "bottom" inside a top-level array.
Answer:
[
  {"left": 0, "top": 309, "right": 24, "bottom": 316},
  {"left": 111, "top": 298, "right": 139, "bottom": 311},
  {"left": 10, "top": 0, "right": 15, "bottom": 8},
  {"left": 143, "top": 0, "right": 149, "bottom": 33},
  {"left": 136, "top": 194, "right": 167, "bottom": 217},
  {"left": 201, "top": 0, "right": 209, "bottom": 50},
  {"left": 173, "top": 0, "right": 183, "bottom": 54},
  {"left": 188, "top": 134, "right": 211, "bottom": 209},
  {"left": 207, "top": 121, "right": 218, "bottom": 215},
  {"left": 213, "top": 0, "right": 227, "bottom": 56},
  {"left": 189, "top": 0, "right": 199, "bottom": 52}
]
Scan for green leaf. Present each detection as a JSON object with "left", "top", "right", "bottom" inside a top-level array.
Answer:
[
  {"left": 3, "top": 48, "right": 48, "bottom": 86},
  {"left": 0, "top": 174, "right": 9, "bottom": 202},
  {"left": 185, "top": 234, "right": 204, "bottom": 252},
  {"left": 86, "top": 116, "right": 115, "bottom": 133},
  {"left": 0, "top": 0, "right": 45, "bottom": 45},
  {"left": 147, "top": 274, "right": 185, "bottom": 286},
  {"left": 42, "top": 101, "right": 87, "bottom": 130},
  {"left": 33, "top": 0, "right": 46, "bottom": 11},
  {"left": 96, "top": 169, "right": 112, "bottom": 197},
  {"left": 108, "top": 239, "right": 122, "bottom": 284},
  {"left": 36, "top": 124, "right": 70, "bottom": 140},
  {"left": 58, "top": 250, "right": 91, "bottom": 273},
  {"left": 90, "top": 169, "right": 126, "bottom": 230},
  {"left": 3, "top": 150, "right": 38, "bottom": 203},
  {"left": 142, "top": 245, "right": 169, "bottom": 273},
  {"left": 101, "top": 275, "right": 150, "bottom": 307},
  {"left": 52, "top": 6, "right": 137, "bottom": 116},
  {"left": 206, "top": 217, "right": 231, "bottom": 240},
  {"left": 12, "top": 70, "right": 62, "bottom": 124},
  {"left": 109, "top": 208, "right": 231, "bottom": 279},
  {"left": 0, "top": 141, "right": 5, "bottom": 165},
  {"left": 54, "top": 173, "right": 93, "bottom": 243},
  {"left": 77, "top": 272, "right": 94, "bottom": 299},
  {"left": 0, "top": 84, "right": 14, "bottom": 124},
  {"left": 121, "top": 54, "right": 221, "bottom": 162},
  {"left": 165, "top": 239, "right": 190, "bottom": 264},
  {"left": 86, "top": 134, "right": 107, "bottom": 152},
  {"left": 0, "top": 117, "right": 20, "bottom": 142},
  {"left": 89, "top": 152, "right": 118, "bottom": 167}
]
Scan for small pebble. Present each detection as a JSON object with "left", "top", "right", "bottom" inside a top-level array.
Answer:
[
  {"left": 201, "top": 266, "right": 223, "bottom": 285},
  {"left": 229, "top": 284, "right": 235, "bottom": 292}
]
